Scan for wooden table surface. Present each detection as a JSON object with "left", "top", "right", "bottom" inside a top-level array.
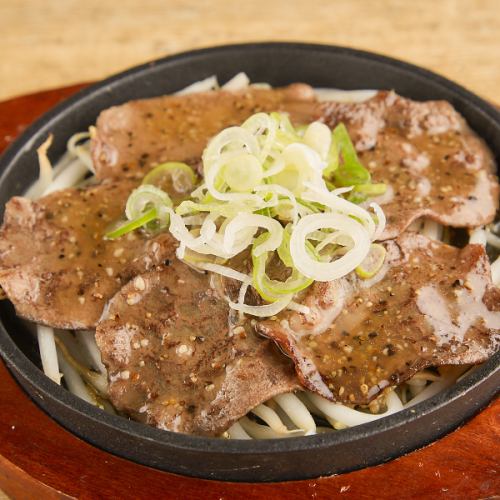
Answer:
[{"left": 1, "top": 0, "right": 500, "bottom": 103}]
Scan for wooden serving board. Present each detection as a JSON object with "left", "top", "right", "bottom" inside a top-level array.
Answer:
[{"left": 0, "top": 86, "right": 498, "bottom": 500}]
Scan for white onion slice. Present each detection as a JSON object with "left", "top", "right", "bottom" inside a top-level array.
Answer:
[
  {"left": 67, "top": 132, "right": 94, "bottom": 173},
  {"left": 308, "top": 390, "right": 403, "bottom": 427},
  {"left": 290, "top": 213, "right": 371, "bottom": 281},
  {"left": 469, "top": 227, "right": 487, "bottom": 245},
  {"left": 255, "top": 184, "right": 299, "bottom": 226},
  {"left": 194, "top": 262, "right": 250, "bottom": 283},
  {"left": 369, "top": 202, "right": 386, "bottom": 240},
  {"left": 302, "top": 183, "right": 376, "bottom": 237},
  {"left": 303, "top": 122, "right": 331, "bottom": 161},
  {"left": 273, "top": 393, "right": 317, "bottom": 435},
  {"left": 486, "top": 230, "right": 500, "bottom": 249},
  {"left": 242, "top": 112, "right": 278, "bottom": 162},
  {"left": 250, "top": 404, "right": 290, "bottom": 434},
  {"left": 491, "top": 257, "right": 500, "bottom": 286},
  {"left": 43, "top": 159, "right": 89, "bottom": 195},
  {"left": 227, "top": 422, "right": 252, "bottom": 439},
  {"left": 223, "top": 214, "right": 283, "bottom": 256},
  {"left": 227, "top": 294, "right": 292, "bottom": 317},
  {"left": 203, "top": 127, "right": 259, "bottom": 164},
  {"left": 421, "top": 219, "right": 443, "bottom": 241}
]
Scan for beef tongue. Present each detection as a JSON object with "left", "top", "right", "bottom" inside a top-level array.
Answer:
[
  {"left": 0, "top": 179, "right": 177, "bottom": 329},
  {"left": 96, "top": 260, "right": 299, "bottom": 436},
  {"left": 256, "top": 234, "right": 500, "bottom": 405},
  {"left": 92, "top": 87, "right": 498, "bottom": 238},
  {"left": 320, "top": 91, "right": 499, "bottom": 238},
  {"left": 91, "top": 84, "right": 318, "bottom": 179}
]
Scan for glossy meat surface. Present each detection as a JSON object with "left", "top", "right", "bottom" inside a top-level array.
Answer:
[
  {"left": 96, "top": 261, "right": 299, "bottom": 435},
  {"left": 257, "top": 234, "right": 500, "bottom": 405},
  {"left": 0, "top": 180, "right": 176, "bottom": 329}
]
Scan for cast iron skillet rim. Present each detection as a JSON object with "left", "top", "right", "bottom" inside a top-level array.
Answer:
[{"left": 0, "top": 41, "right": 498, "bottom": 456}]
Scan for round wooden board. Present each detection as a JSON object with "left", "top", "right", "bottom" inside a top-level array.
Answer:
[{"left": 0, "top": 85, "right": 498, "bottom": 500}]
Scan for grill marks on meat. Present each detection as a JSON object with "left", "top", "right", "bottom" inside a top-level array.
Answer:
[
  {"left": 96, "top": 261, "right": 299, "bottom": 436},
  {"left": 91, "top": 84, "right": 317, "bottom": 179},
  {"left": 256, "top": 234, "right": 500, "bottom": 405},
  {"left": 0, "top": 180, "right": 177, "bottom": 329},
  {"left": 319, "top": 92, "right": 499, "bottom": 238}
]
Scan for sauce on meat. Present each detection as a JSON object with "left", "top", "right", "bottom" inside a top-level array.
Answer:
[
  {"left": 256, "top": 234, "right": 500, "bottom": 405},
  {"left": 319, "top": 91, "right": 499, "bottom": 238},
  {"left": 96, "top": 261, "right": 299, "bottom": 435},
  {"left": 92, "top": 88, "right": 499, "bottom": 237},
  {"left": 0, "top": 180, "right": 177, "bottom": 329},
  {"left": 92, "top": 84, "right": 317, "bottom": 179},
  {"left": 0, "top": 84, "right": 498, "bottom": 436}
]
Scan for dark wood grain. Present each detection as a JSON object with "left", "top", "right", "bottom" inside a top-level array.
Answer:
[{"left": 0, "top": 86, "right": 498, "bottom": 500}]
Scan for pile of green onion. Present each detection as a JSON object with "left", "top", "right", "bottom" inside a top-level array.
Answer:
[{"left": 107, "top": 112, "right": 387, "bottom": 317}]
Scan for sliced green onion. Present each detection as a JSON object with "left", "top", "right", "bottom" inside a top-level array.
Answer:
[
  {"left": 324, "top": 179, "right": 336, "bottom": 191},
  {"left": 278, "top": 224, "right": 320, "bottom": 267},
  {"left": 105, "top": 208, "right": 157, "bottom": 239},
  {"left": 126, "top": 185, "right": 172, "bottom": 220},
  {"left": 297, "top": 198, "right": 322, "bottom": 214},
  {"left": 271, "top": 143, "right": 323, "bottom": 195},
  {"left": 142, "top": 162, "right": 197, "bottom": 194},
  {"left": 223, "top": 214, "right": 283, "bottom": 256},
  {"left": 322, "top": 134, "right": 339, "bottom": 179},
  {"left": 255, "top": 185, "right": 298, "bottom": 225},
  {"left": 348, "top": 183, "right": 387, "bottom": 204},
  {"left": 222, "top": 153, "right": 263, "bottom": 192},
  {"left": 271, "top": 112, "right": 301, "bottom": 149},
  {"left": 303, "top": 122, "right": 331, "bottom": 161},
  {"left": 242, "top": 113, "right": 277, "bottom": 162},
  {"left": 252, "top": 233, "right": 313, "bottom": 302},
  {"left": 109, "top": 110, "right": 387, "bottom": 318},
  {"left": 290, "top": 212, "right": 371, "bottom": 282},
  {"left": 355, "top": 243, "right": 386, "bottom": 279},
  {"left": 332, "top": 123, "right": 371, "bottom": 186},
  {"left": 353, "top": 183, "right": 387, "bottom": 196},
  {"left": 302, "top": 184, "right": 377, "bottom": 238},
  {"left": 277, "top": 225, "right": 294, "bottom": 267},
  {"left": 176, "top": 199, "right": 262, "bottom": 218},
  {"left": 203, "top": 126, "right": 259, "bottom": 164}
]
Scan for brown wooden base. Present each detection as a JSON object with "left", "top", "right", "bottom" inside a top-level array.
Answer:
[{"left": 0, "top": 85, "right": 498, "bottom": 499}]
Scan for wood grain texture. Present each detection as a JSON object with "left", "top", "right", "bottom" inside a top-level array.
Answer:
[
  {"left": 0, "top": 84, "right": 499, "bottom": 499},
  {"left": 1, "top": 0, "right": 499, "bottom": 102}
]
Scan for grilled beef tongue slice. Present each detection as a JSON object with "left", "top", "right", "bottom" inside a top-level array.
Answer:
[
  {"left": 91, "top": 84, "right": 318, "bottom": 179},
  {"left": 256, "top": 234, "right": 500, "bottom": 406},
  {"left": 0, "top": 179, "right": 177, "bottom": 329},
  {"left": 96, "top": 261, "right": 299, "bottom": 436},
  {"left": 319, "top": 91, "right": 499, "bottom": 238},
  {"left": 93, "top": 86, "right": 498, "bottom": 238}
]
